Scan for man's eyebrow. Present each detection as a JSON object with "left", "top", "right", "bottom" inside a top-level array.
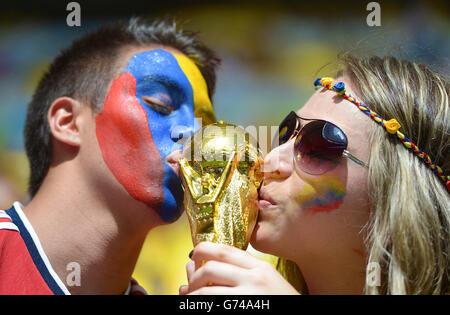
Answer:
[
  {"left": 139, "top": 73, "right": 185, "bottom": 92},
  {"left": 136, "top": 73, "right": 190, "bottom": 108}
]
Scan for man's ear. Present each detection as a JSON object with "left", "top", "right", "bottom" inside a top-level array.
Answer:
[{"left": 47, "top": 97, "right": 83, "bottom": 147}]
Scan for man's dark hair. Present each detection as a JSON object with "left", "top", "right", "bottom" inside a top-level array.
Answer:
[{"left": 24, "top": 17, "right": 220, "bottom": 197}]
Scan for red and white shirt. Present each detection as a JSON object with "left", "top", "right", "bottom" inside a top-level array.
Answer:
[{"left": 0, "top": 202, "right": 147, "bottom": 295}]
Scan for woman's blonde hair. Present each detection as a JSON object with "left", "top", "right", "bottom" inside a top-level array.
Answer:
[{"left": 278, "top": 54, "right": 450, "bottom": 294}]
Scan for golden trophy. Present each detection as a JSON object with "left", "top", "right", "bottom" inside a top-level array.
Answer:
[{"left": 179, "top": 121, "right": 263, "bottom": 251}]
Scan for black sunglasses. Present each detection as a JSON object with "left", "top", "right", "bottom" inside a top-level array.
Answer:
[{"left": 272, "top": 111, "right": 368, "bottom": 175}]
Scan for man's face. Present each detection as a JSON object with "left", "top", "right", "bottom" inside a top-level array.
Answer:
[{"left": 95, "top": 48, "right": 215, "bottom": 222}]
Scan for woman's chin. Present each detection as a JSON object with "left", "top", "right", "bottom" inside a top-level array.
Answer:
[{"left": 250, "top": 220, "right": 278, "bottom": 255}]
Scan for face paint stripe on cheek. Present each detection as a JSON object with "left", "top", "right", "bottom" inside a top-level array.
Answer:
[
  {"left": 95, "top": 72, "right": 164, "bottom": 210},
  {"left": 172, "top": 53, "right": 216, "bottom": 125},
  {"left": 295, "top": 176, "right": 346, "bottom": 214},
  {"left": 305, "top": 197, "right": 344, "bottom": 213}
]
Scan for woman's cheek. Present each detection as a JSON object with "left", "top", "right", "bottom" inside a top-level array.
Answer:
[{"left": 291, "top": 175, "right": 347, "bottom": 214}]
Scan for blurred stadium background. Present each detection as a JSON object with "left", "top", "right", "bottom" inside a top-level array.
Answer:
[{"left": 0, "top": 0, "right": 448, "bottom": 294}]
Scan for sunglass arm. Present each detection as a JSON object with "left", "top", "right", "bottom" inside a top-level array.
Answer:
[{"left": 343, "top": 150, "right": 369, "bottom": 169}]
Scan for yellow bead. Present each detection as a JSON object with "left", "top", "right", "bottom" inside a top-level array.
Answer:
[
  {"left": 385, "top": 118, "right": 401, "bottom": 134},
  {"left": 321, "top": 77, "right": 334, "bottom": 86}
]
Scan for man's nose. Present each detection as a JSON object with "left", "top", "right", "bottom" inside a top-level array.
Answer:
[
  {"left": 262, "top": 140, "right": 294, "bottom": 180},
  {"left": 170, "top": 124, "right": 195, "bottom": 152},
  {"left": 170, "top": 106, "right": 199, "bottom": 145},
  {"left": 171, "top": 125, "right": 194, "bottom": 142}
]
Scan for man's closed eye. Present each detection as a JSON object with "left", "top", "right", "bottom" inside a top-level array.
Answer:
[{"left": 141, "top": 96, "right": 173, "bottom": 115}]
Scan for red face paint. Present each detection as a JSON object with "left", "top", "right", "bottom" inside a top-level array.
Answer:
[
  {"left": 295, "top": 176, "right": 346, "bottom": 214},
  {"left": 95, "top": 72, "right": 164, "bottom": 209},
  {"left": 306, "top": 199, "right": 344, "bottom": 213}
]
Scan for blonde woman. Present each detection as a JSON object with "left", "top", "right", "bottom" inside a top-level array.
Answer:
[{"left": 181, "top": 55, "right": 449, "bottom": 295}]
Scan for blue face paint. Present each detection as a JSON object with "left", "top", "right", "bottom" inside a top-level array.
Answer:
[{"left": 124, "top": 49, "right": 204, "bottom": 222}]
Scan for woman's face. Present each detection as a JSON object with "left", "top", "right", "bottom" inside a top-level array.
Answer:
[{"left": 251, "top": 78, "right": 371, "bottom": 266}]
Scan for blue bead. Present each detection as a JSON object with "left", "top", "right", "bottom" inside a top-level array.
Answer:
[
  {"left": 314, "top": 78, "right": 322, "bottom": 86},
  {"left": 333, "top": 82, "right": 346, "bottom": 92}
]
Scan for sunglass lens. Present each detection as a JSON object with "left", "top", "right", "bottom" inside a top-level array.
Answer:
[
  {"left": 272, "top": 111, "right": 298, "bottom": 149},
  {"left": 294, "top": 121, "right": 347, "bottom": 174}
]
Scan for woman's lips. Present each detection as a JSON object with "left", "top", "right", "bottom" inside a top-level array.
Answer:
[
  {"left": 258, "top": 199, "right": 275, "bottom": 209},
  {"left": 258, "top": 190, "right": 277, "bottom": 209}
]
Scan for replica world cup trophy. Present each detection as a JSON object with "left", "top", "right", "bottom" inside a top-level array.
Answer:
[{"left": 178, "top": 121, "right": 263, "bottom": 252}]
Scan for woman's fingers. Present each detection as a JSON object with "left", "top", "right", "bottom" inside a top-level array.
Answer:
[
  {"left": 184, "top": 242, "right": 300, "bottom": 295},
  {"left": 186, "top": 260, "right": 195, "bottom": 282},
  {"left": 187, "top": 260, "right": 250, "bottom": 293},
  {"left": 179, "top": 285, "right": 189, "bottom": 295},
  {"left": 188, "top": 286, "right": 242, "bottom": 295},
  {"left": 191, "top": 242, "right": 263, "bottom": 270}
]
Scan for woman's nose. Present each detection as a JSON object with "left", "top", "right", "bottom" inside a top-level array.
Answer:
[{"left": 262, "top": 140, "right": 294, "bottom": 180}]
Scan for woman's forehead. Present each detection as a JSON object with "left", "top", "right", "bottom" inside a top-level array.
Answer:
[
  {"left": 297, "top": 88, "right": 350, "bottom": 125},
  {"left": 296, "top": 81, "right": 371, "bottom": 149}
]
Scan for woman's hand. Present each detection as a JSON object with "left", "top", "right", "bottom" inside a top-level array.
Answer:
[{"left": 180, "top": 242, "right": 300, "bottom": 295}]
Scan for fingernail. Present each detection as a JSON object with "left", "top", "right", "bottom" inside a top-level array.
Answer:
[
  {"left": 179, "top": 285, "right": 187, "bottom": 295},
  {"left": 186, "top": 260, "right": 195, "bottom": 269},
  {"left": 189, "top": 249, "right": 194, "bottom": 259}
]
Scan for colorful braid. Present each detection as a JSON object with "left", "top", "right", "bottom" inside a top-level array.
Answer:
[{"left": 314, "top": 77, "right": 450, "bottom": 191}]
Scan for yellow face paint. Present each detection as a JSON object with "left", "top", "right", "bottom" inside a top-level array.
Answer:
[
  {"left": 173, "top": 53, "right": 216, "bottom": 126},
  {"left": 293, "top": 175, "right": 346, "bottom": 213}
]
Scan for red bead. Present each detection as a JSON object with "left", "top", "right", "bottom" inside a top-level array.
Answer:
[{"left": 447, "top": 180, "right": 450, "bottom": 191}]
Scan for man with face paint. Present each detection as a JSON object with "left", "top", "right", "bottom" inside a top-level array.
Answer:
[
  {"left": 96, "top": 49, "right": 215, "bottom": 223},
  {"left": 0, "top": 18, "right": 219, "bottom": 294}
]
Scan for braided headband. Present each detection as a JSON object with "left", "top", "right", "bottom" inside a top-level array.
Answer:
[{"left": 314, "top": 77, "right": 450, "bottom": 192}]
